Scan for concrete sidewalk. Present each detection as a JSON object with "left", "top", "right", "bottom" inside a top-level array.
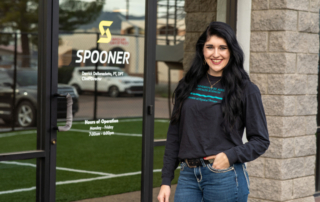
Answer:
[{"left": 75, "top": 185, "right": 177, "bottom": 202}]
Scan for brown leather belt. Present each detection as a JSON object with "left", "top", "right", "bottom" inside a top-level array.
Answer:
[{"left": 180, "top": 158, "right": 215, "bottom": 168}]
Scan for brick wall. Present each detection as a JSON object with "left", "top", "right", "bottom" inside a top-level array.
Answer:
[{"left": 248, "top": 0, "right": 319, "bottom": 201}]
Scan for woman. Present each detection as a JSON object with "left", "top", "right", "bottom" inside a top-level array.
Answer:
[{"left": 157, "top": 21, "right": 270, "bottom": 202}]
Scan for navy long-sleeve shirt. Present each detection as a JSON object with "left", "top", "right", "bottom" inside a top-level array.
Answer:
[{"left": 161, "top": 74, "right": 270, "bottom": 186}]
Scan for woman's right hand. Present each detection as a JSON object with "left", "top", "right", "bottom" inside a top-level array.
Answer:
[{"left": 157, "top": 185, "right": 171, "bottom": 202}]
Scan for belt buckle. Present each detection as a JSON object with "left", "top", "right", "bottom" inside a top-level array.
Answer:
[{"left": 185, "top": 159, "right": 197, "bottom": 168}]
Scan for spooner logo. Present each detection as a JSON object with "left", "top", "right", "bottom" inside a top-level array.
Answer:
[
  {"left": 76, "top": 20, "right": 130, "bottom": 64},
  {"left": 97, "top": 21, "right": 113, "bottom": 43}
]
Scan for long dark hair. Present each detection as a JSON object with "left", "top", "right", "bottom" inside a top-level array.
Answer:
[{"left": 171, "top": 21, "right": 250, "bottom": 136}]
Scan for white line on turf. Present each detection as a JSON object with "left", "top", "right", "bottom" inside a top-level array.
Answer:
[
  {"left": 0, "top": 161, "right": 114, "bottom": 176},
  {"left": 154, "top": 120, "right": 170, "bottom": 123},
  {"left": 55, "top": 167, "right": 114, "bottom": 176},
  {"left": 0, "top": 187, "right": 36, "bottom": 195},
  {"left": 0, "top": 168, "right": 178, "bottom": 195},
  {"left": 0, "top": 130, "right": 36, "bottom": 138}
]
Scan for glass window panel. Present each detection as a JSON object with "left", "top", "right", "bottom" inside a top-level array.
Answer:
[
  {"left": 153, "top": 146, "right": 179, "bottom": 200},
  {"left": 57, "top": 0, "right": 146, "bottom": 200},
  {"left": 0, "top": 159, "right": 37, "bottom": 202},
  {"left": 154, "top": 0, "right": 185, "bottom": 140},
  {"left": 0, "top": 0, "right": 39, "bottom": 153}
]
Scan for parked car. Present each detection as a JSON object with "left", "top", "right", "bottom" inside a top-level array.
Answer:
[
  {"left": 68, "top": 66, "right": 144, "bottom": 97},
  {"left": 0, "top": 68, "right": 79, "bottom": 127}
]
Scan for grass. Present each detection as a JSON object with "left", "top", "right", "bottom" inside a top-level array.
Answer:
[
  {"left": 0, "top": 118, "right": 179, "bottom": 202},
  {"left": 0, "top": 131, "right": 37, "bottom": 154}
]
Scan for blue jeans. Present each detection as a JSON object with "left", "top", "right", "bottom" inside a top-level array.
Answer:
[{"left": 174, "top": 158, "right": 250, "bottom": 202}]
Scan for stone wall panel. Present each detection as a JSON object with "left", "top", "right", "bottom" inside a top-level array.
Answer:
[
  {"left": 296, "top": 95, "right": 317, "bottom": 115},
  {"left": 250, "top": 74, "right": 268, "bottom": 94},
  {"left": 186, "top": 13, "right": 215, "bottom": 32},
  {"left": 248, "top": 199, "right": 274, "bottom": 202},
  {"left": 293, "top": 176, "right": 315, "bottom": 198},
  {"left": 298, "top": 11, "right": 319, "bottom": 33},
  {"left": 268, "top": 74, "right": 307, "bottom": 95},
  {"left": 184, "top": 0, "right": 200, "bottom": 12},
  {"left": 295, "top": 135, "right": 316, "bottom": 156},
  {"left": 305, "top": 115, "right": 317, "bottom": 135},
  {"left": 183, "top": 52, "right": 195, "bottom": 73},
  {"left": 252, "top": 0, "right": 268, "bottom": 10},
  {"left": 265, "top": 158, "right": 305, "bottom": 179},
  {"left": 283, "top": 96, "right": 297, "bottom": 115},
  {"left": 251, "top": 10, "right": 297, "bottom": 31},
  {"left": 262, "top": 137, "right": 296, "bottom": 159},
  {"left": 184, "top": 32, "right": 201, "bottom": 52},
  {"left": 250, "top": 53, "right": 296, "bottom": 73},
  {"left": 297, "top": 54, "right": 318, "bottom": 74},
  {"left": 266, "top": 116, "right": 305, "bottom": 137},
  {"left": 262, "top": 95, "right": 297, "bottom": 116},
  {"left": 307, "top": 33, "right": 320, "bottom": 53},
  {"left": 283, "top": 75, "right": 307, "bottom": 94},
  {"left": 247, "top": 158, "right": 265, "bottom": 178},
  {"left": 263, "top": 95, "right": 284, "bottom": 115},
  {"left": 250, "top": 177, "right": 293, "bottom": 201},
  {"left": 199, "top": 0, "right": 217, "bottom": 12},
  {"left": 286, "top": 196, "right": 316, "bottom": 202},
  {"left": 307, "top": 75, "right": 318, "bottom": 94},
  {"left": 250, "top": 32, "right": 268, "bottom": 52},
  {"left": 263, "top": 137, "right": 283, "bottom": 158},
  {"left": 304, "top": 155, "right": 316, "bottom": 176},
  {"left": 310, "top": 0, "right": 320, "bottom": 12},
  {"left": 269, "top": 32, "right": 309, "bottom": 53},
  {"left": 269, "top": 0, "right": 309, "bottom": 11}
]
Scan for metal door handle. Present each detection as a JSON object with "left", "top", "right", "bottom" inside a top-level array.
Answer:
[{"left": 54, "top": 93, "right": 73, "bottom": 131}]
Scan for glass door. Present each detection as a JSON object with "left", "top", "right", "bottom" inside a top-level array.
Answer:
[
  {"left": 0, "top": 0, "right": 58, "bottom": 201},
  {"left": 0, "top": 0, "right": 158, "bottom": 201},
  {"left": 55, "top": 0, "right": 149, "bottom": 201}
]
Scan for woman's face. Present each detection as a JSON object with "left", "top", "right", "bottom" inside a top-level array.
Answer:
[{"left": 203, "top": 35, "right": 230, "bottom": 77}]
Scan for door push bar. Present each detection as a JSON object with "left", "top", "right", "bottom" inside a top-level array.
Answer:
[{"left": 54, "top": 93, "right": 73, "bottom": 132}]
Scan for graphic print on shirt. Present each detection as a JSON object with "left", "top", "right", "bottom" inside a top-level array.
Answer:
[{"left": 188, "top": 84, "right": 225, "bottom": 103}]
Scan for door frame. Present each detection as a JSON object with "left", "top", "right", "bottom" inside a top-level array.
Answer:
[
  {"left": 0, "top": 0, "right": 158, "bottom": 201},
  {"left": 0, "top": 0, "right": 58, "bottom": 202},
  {"left": 141, "top": 0, "right": 157, "bottom": 201},
  {"left": 36, "top": 0, "right": 59, "bottom": 201}
]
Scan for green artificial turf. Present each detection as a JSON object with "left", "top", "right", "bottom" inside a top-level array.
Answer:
[
  {"left": 0, "top": 130, "right": 37, "bottom": 154},
  {"left": 0, "top": 118, "right": 179, "bottom": 202}
]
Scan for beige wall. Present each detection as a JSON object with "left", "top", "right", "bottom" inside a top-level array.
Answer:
[{"left": 157, "top": 62, "right": 183, "bottom": 83}]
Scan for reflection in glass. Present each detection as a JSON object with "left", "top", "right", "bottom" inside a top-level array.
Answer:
[
  {"left": 0, "top": 32, "right": 38, "bottom": 153},
  {"left": 154, "top": 145, "right": 180, "bottom": 185},
  {"left": 0, "top": 33, "right": 39, "bottom": 131},
  {"left": 0, "top": 159, "right": 36, "bottom": 202},
  {"left": 57, "top": 0, "right": 146, "bottom": 200},
  {"left": 0, "top": 0, "right": 39, "bottom": 136},
  {"left": 154, "top": 0, "right": 185, "bottom": 136}
]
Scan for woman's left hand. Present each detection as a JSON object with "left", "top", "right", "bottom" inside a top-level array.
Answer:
[{"left": 204, "top": 152, "right": 230, "bottom": 169}]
